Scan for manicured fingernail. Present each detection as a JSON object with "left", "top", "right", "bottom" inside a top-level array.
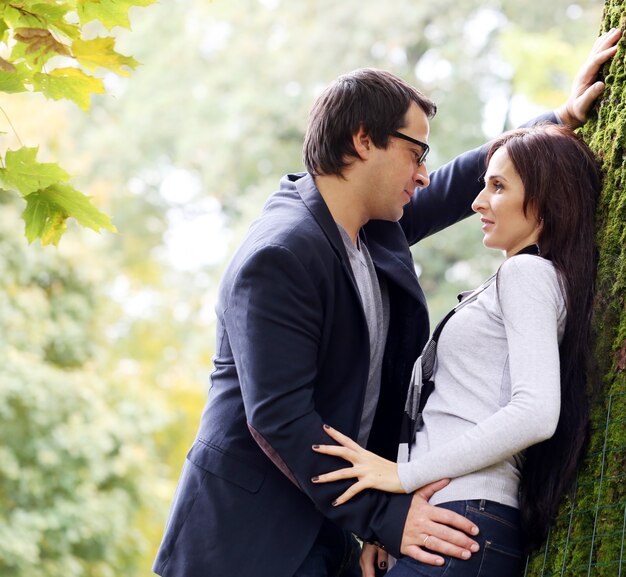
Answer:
[
  {"left": 435, "top": 557, "right": 445, "bottom": 566},
  {"left": 311, "top": 476, "right": 319, "bottom": 482},
  {"left": 462, "top": 551, "right": 471, "bottom": 559},
  {"left": 471, "top": 544, "right": 480, "bottom": 553},
  {"left": 323, "top": 423, "right": 330, "bottom": 429},
  {"left": 312, "top": 445, "right": 319, "bottom": 449},
  {"left": 379, "top": 561, "right": 387, "bottom": 569},
  {"left": 471, "top": 526, "right": 479, "bottom": 535}
]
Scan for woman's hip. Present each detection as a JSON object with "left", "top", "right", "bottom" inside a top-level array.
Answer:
[{"left": 388, "top": 499, "right": 523, "bottom": 577}]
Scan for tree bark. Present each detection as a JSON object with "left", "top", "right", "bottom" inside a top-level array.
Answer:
[{"left": 523, "top": 4, "right": 626, "bottom": 576}]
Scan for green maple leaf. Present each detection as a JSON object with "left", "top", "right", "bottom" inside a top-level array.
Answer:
[
  {"left": 77, "top": 0, "right": 158, "bottom": 30},
  {"left": 72, "top": 37, "right": 138, "bottom": 76},
  {"left": 23, "top": 183, "right": 117, "bottom": 246},
  {"left": 34, "top": 67, "right": 104, "bottom": 111},
  {"left": 0, "top": 70, "right": 27, "bottom": 93},
  {"left": 0, "top": 147, "right": 70, "bottom": 196},
  {"left": 2, "top": 5, "right": 42, "bottom": 28}
]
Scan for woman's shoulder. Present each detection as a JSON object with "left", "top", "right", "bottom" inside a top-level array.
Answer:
[
  {"left": 500, "top": 253, "right": 558, "bottom": 281},
  {"left": 498, "top": 254, "right": 564, "bottom": 307}
]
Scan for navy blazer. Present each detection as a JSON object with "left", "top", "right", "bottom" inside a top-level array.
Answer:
[{"left": 153, "top": 113, "right": 557, "bottom": 577}]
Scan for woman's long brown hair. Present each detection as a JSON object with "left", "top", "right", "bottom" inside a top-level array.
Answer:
[{"left": 487, "top": 124, "right": 602, "bottom": 552}]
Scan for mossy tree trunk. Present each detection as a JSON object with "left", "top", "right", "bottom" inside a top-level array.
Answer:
[{"left": 524, "top": 3, "right": 626, "bottom": 575}]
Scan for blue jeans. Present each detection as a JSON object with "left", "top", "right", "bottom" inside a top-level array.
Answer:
[
  {"left": 293, "top": 518, "right": 361, "bottom": 577},
  {"left": 388, "top": 500, "right": 523, "bottom": 577}
]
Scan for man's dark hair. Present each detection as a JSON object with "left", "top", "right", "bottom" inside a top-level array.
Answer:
[{"left": 303, "top": 68, "right": 436, "bottom": 177}]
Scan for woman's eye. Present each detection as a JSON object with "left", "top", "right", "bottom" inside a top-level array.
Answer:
[{"left": 493, "top": 182, "right": 504, "bottom": 192}]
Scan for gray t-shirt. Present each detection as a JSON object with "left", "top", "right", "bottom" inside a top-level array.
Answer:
[
  {"left": 398, "top": 255, "right": 566, "bottom": 508},
  {"left": 338, "top": 226, "right": 389, "bottom": 447}
]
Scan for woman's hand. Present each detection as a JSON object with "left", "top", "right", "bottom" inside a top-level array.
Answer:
[
  {"left": 311, "top": 424, "right": 404, "bottom": 505},
  {"left": 360, "top": 543, "right": 388, "bottom": 577}
]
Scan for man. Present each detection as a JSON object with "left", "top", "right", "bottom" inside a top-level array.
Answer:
[{"left": 154, "top": 29, "right": 620, "bottom": 577}]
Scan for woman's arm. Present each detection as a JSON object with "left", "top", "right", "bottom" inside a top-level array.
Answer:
[{"left": 313, "top": 256, "right": 564, "bottom": 499}]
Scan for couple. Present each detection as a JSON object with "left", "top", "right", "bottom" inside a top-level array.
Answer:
[{"left": 153, "top": 28, "right": 621, "bottom": 577}]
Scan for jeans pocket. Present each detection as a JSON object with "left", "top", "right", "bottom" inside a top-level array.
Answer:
[{"left": 477, "top": 540, "right": 523, "bottom": 576}]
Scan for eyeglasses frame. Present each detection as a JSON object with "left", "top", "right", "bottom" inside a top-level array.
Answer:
[{"left": 390, "top": 131, "right": 430, "bottom": 166}]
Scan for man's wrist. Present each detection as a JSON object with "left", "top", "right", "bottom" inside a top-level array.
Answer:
[{"left": 555, "top": 102, "right": 582, "bottom": 130}]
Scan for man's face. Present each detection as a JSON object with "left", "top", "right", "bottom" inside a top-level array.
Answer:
[{"left": 363, "top": 103, "right": 431, "bottom": 222}]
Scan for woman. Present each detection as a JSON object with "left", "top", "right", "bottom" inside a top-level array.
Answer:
[{"left": 311, "top": 123, "right": 602, "bottom": 576}]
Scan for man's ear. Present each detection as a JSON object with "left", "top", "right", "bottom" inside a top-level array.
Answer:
[{"left": 352, "top": 125, "right": 373, "bottom": 160}]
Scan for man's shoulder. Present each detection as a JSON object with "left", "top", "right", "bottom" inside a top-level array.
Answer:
[{"left": 228, "top": 174, "right": 335, "bottom": 271}]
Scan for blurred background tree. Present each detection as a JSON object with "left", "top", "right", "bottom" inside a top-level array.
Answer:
[{"left": 0, "top": 0, "right": 609, "bottom": 575}]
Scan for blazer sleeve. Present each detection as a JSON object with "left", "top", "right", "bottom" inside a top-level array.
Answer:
[
  {"left": 400, "top": 111, "right": 559, "bottom": 245},
  {"left": 223, "top": 242, "right": 412, "bottom": 555}
]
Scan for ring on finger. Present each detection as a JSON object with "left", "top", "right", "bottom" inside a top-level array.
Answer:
[{"left": 422, "top": 535, "right": 432, "bottom": 548}]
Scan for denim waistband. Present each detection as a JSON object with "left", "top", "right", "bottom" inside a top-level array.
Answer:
[{"left": 439, "top": 499, "right": 520, "bottom": 525}]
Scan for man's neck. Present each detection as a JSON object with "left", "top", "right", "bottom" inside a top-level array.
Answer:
[{"left": 314, "top": 173, "right": 367, "bottom": 245}]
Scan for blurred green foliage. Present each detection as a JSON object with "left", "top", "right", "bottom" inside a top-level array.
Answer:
[{"left": 0, "top": 0, "right": 609, "bottom": 575}]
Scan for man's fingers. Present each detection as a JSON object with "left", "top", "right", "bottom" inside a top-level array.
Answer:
[
  {"left": 422, "top": 521, "right": 479, "bottom": 554},
  {"left": 576, "top": 81, "right": 606, "bottom": 120},
  {"left": 360, "top": 545, "right": 379, "bottom": 577},
  {"left": 597, "top": 27, "right": 623, "bottom": 49},
  {"left": 377, "top": 548, "right": 389, "bottom": 570},
  {"left": 414, "top": 478, "right": 450, "bottom": 500},
  {"left": 402, "top": 544, "right": 445, "bottom": 567},
  {"left": 429, "top": 504, "right": 479, "bottom": 536}
]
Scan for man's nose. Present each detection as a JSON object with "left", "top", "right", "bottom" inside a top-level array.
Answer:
[{"left": 414, "top": 164, "right": 430, "bottom": 188}]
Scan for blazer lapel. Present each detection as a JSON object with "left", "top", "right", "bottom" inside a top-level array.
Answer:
[
  {"left": 295, "top": 174, "right": 357, "bottom": 285},
  {"left": 295, "top": 173, "right": 425, "bottom": 307},
  {"left": 362, "top": 220, "right": 426, "bottom": 305}
]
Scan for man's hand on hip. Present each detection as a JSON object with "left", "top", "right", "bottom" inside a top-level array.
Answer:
[{"left": 400, "top": 479, "right": 480, "bottom": 566}]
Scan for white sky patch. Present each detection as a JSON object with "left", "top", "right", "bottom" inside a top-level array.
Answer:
[
  {"left": 508, "top": 94, "right": 549, "bottom": 127},
  {"left": 196, "top": 20, "right": 233, "bottom": 57},
  {"left": 258, "top": 0, "right": 280, "bottom": 9},
  {"left": 108, "top": 274, "right": 161, "bottom": 319},
  {"left": 566, "top": 4, "right": 583, "bottom": 19},
  {"left": 482, "top": 91, "right": 510, "bottom": 138},
  {"left": 463, "top": 8, "right": 507, "bottom": 51},
  {"left": 285, "top": 80, "right": 301, "bottom": 97},
  {"left": 389, "top": 46, "right": 407, "bottom": 67},
  {"left": 163, "top": 199, "right": 231, "bottom": 271},
  {"left": 159, "top": 167, "right": 201, "bottom": 204},
  {"left": 414, "top": 50, "right": 452, "bottom": 83}
]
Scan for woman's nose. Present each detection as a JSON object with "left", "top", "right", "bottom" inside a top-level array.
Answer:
[{"left": 472, "top": 188, "right": 487, "bottom": 213}]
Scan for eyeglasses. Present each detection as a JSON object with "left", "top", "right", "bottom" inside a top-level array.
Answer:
[{"left": 390, "top": 131, "right": 430, "bottom": 166}]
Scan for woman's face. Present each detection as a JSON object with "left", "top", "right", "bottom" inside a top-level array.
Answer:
[{"left": 472, "top": 147, "right": 542, "bottom": 258}]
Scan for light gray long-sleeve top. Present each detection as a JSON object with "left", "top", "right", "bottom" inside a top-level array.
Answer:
[{"left": 397, "top": 255, "right": 566, "bottom": 508}]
